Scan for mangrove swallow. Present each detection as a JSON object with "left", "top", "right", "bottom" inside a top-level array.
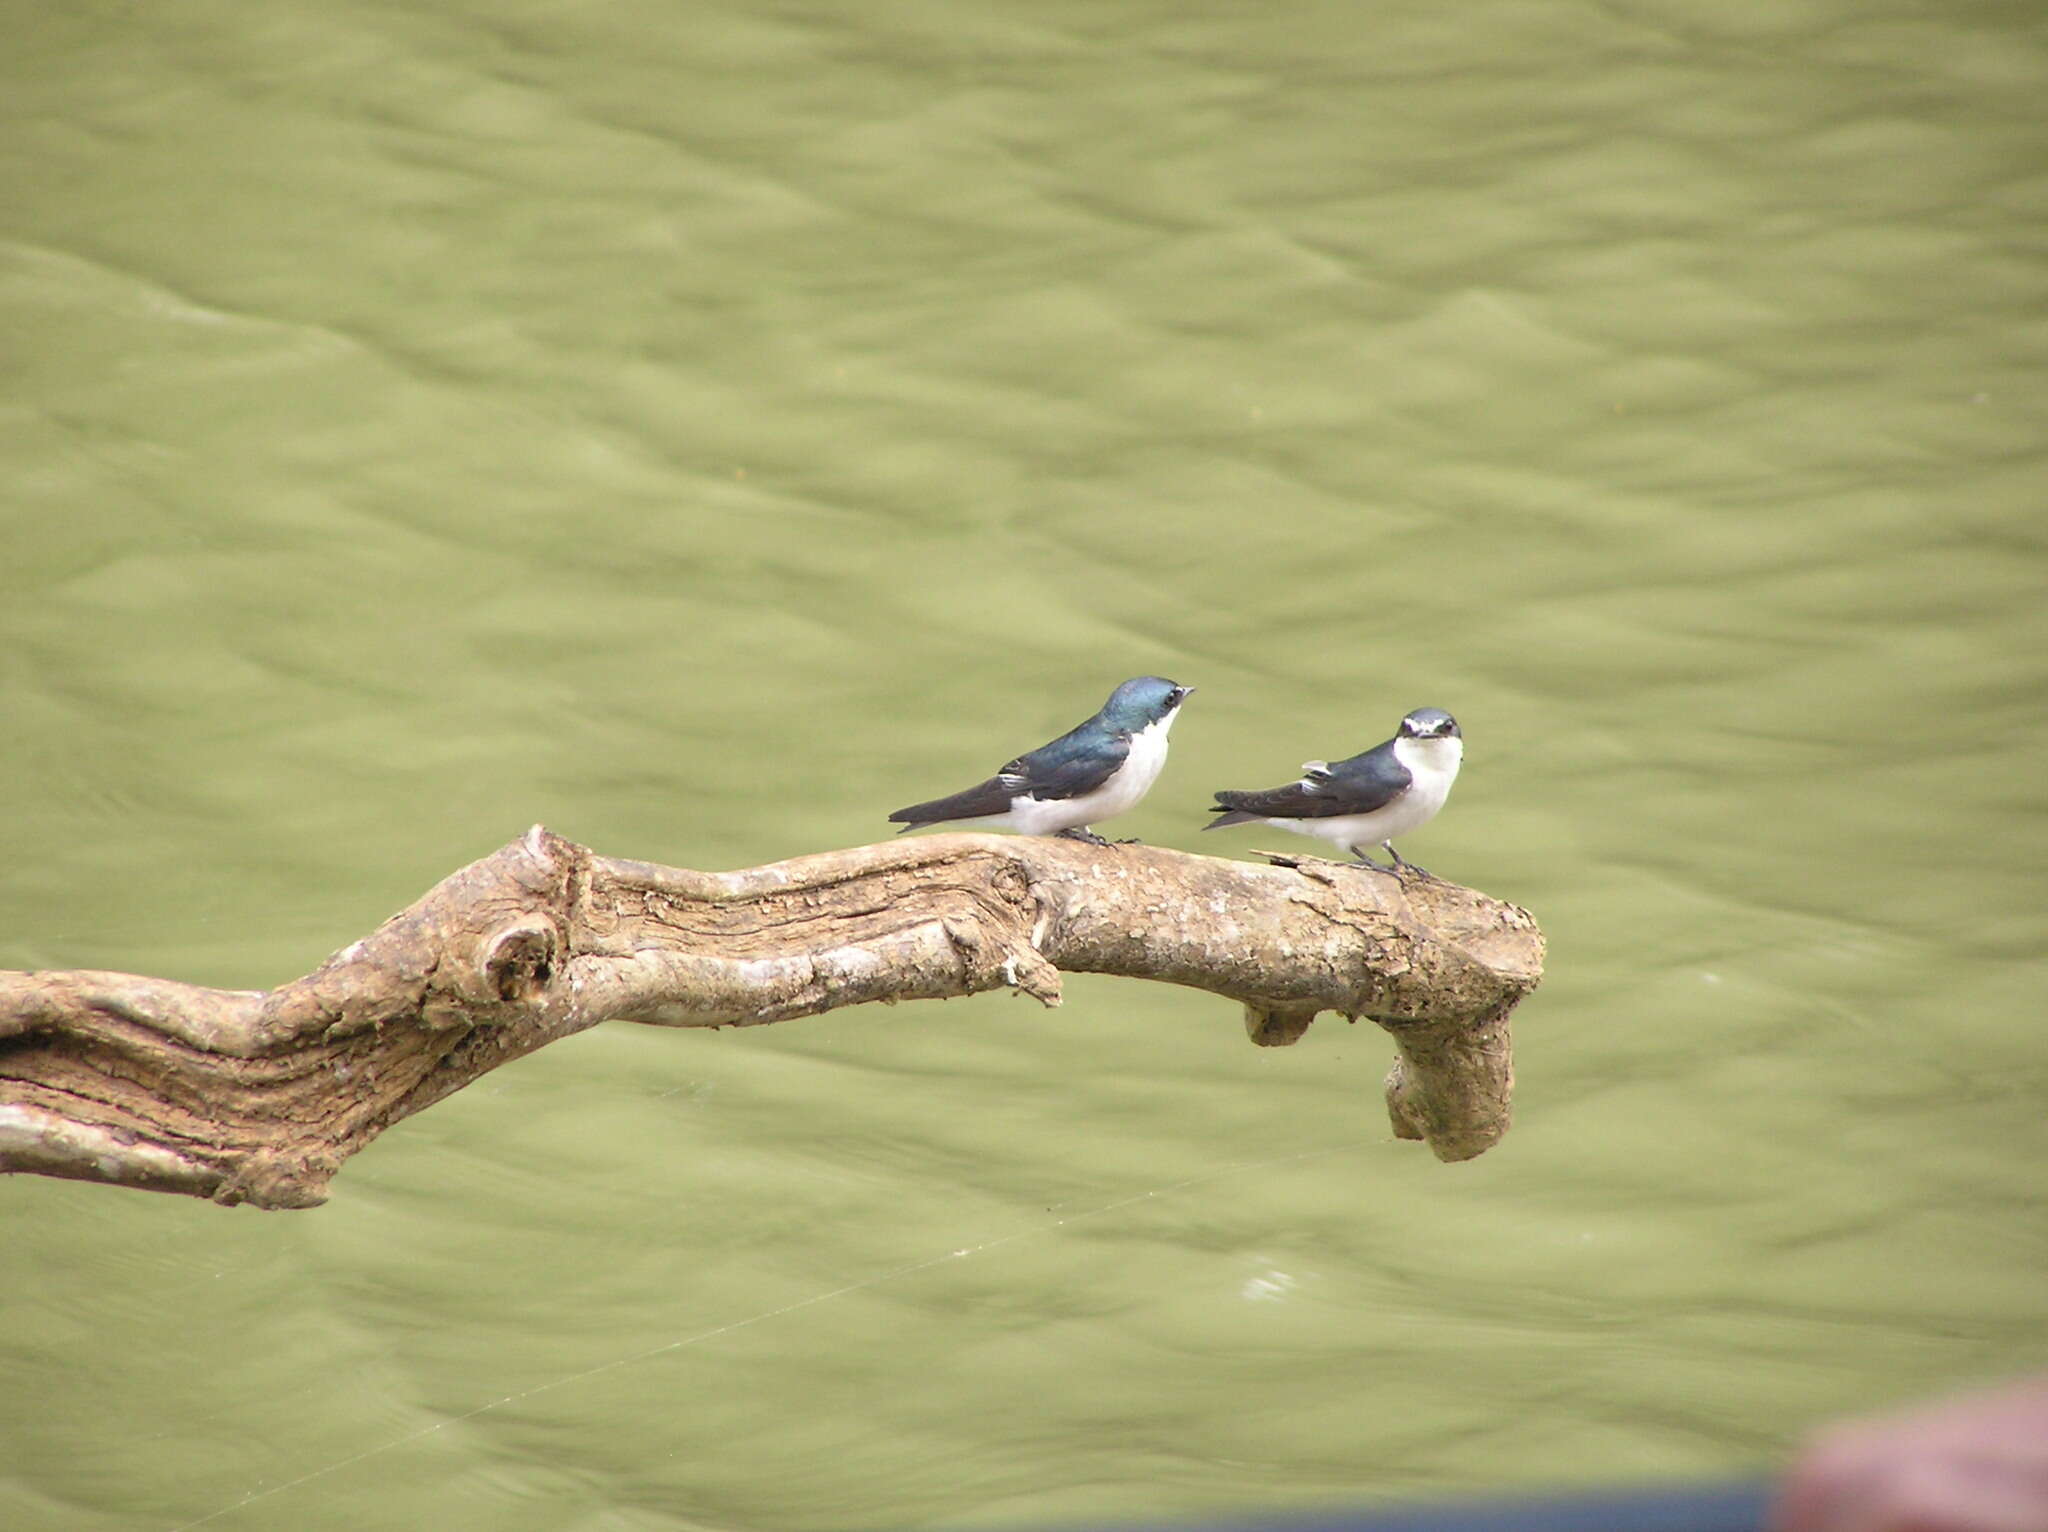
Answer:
[
  {"left": 889, "top": 676, "right": 1194, "bottom": 844},
  {"left": 1203, "top": 707, "right": 1463, "bottom": 876}
]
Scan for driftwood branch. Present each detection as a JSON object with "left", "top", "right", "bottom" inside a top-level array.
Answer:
[{"left": 0, "top": 828, "right": 1544, "bottom": 1210}]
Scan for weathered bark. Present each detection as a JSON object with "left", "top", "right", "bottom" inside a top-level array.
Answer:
[{"left": 0, "top": 827, "right": 1543, "bottom": 1210}]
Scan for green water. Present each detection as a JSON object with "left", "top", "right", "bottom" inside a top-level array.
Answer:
[{"left": 3, "top": 2, "right": 2045, "bottom": 1529}]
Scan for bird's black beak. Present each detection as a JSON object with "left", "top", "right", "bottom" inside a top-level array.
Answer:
[{"left": 1173, "top": 685, "right": 1195, "bottom": 705}]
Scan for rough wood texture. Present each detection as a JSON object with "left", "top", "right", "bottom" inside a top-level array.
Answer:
[{"left": 0, "top": 827, "right": 1544, "bottom": 1210}]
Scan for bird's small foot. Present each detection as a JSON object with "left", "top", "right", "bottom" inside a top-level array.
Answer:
[
  {"left": 1056, "top": 828, "right": 1112, "bottom": 845},
  {"left": 1112, "top": 836, "right": 1142, "bottom": 845},
  {"left": 1346, "top": 854, "right": 1400, "bottom": 877},
  {"left": 1385, "top": 853, "right": 1438, "bottom": 883}
]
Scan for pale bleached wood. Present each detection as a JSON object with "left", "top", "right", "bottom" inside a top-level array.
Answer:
[{"left": 0, "top": 827, "right": 1543, "bottom": 1209}]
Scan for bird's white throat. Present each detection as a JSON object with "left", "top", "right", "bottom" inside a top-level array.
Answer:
[
  {"left": 1007, "top": 703, "right": 1181, "bottom": 834},
  {"left": 1394, "top": 733, "right": 1462, "bottom": 784},
  {"left": 1113, "top": 706, "right": 1181, "bottom": 798}
]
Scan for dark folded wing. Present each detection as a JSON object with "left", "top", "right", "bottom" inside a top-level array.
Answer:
[
  {"left": 1210, "top": 781, "right": 1324, "bottom": 818},
  {"left": 888, "top": 776, "right": 1015, "bottom": 826},
  {"left": 1211, "top": 740, "right": 1409, "bottom": 820},
  {"left": 1002, "top": 727, "right": 1128, "bottom": 802}
]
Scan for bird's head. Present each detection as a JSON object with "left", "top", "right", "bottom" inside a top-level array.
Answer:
[
  {"left": 1398, "top": 707, "right": 1461, "bottom": 741},
  {"left": 1102, "top": 676, "right": 1194, "bottom": 732}
]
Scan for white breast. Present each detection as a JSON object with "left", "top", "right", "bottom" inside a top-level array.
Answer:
[
  {"left": 1388, "top": 734, "right": 1462, "bottom": 830},
  {"left": 1263, "top": 733, "right": 1461, "bottom": 853},
  {"left": 1010, "top": 707, "right": 1180, "bottom": 835}
]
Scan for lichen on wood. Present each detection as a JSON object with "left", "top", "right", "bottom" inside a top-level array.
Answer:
[{"left": 0, "top": 826, "right": 1544, "bottom": 1210}]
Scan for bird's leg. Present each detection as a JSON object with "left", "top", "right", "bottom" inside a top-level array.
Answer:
[
  {"left": 1384, "top": 843, "right": 1436, "bottom": 882},
  {"left": 1345, "top": 846, "right": 1399, "bottom": 876},
  {"left": 1056, "top": 827, "right": 1112, "bottom": 846}
]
